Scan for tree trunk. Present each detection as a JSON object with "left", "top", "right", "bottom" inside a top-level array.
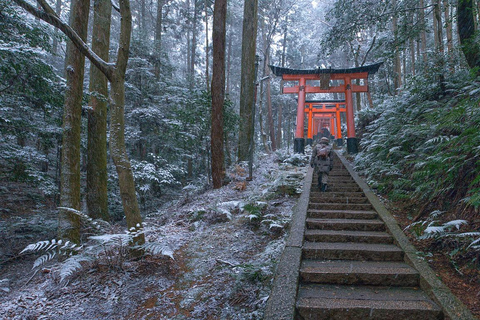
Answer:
[
  {"left": 276, "top": 102, "right": 282, "bottom": 149},
  {"left": 237, "top": 0, "right": 259, "bottom": 161},
  {"left": 262, "top": 26, "right": 275, "bottom": 151},
  {"left": 410, "top": 10, "right": 416, "bottom": 76},
  {"left": 226, "top": 27, "right": 232, "bottom": 94},
  {"left": 433, "top": 0, "right": 444, "bottom": 55},
  {"left": 258, "top": 85, "right": 269, "bottom": 153},
  {"left": 458, "top": 0, "right": 480, "bottom": 73},
  {"left": 140, "top": 0, "right": 146, "bottom": 40},
  {"left": 186, "top": 0, "right": 191, "bottom": 82},
  {"left": 392, "top": 0, "right": 401, "bottom": 93},
  {"left": 434, "top": 0, "right": 446, "bottom": 91},
  {"left": 410, "top": 38, "right": 416, "bottom": 76},
  {"left": 419, "top": 0, "right": 428, "bottom": 64},
  {"left": 59, "top": 0, "right": 90, "bottom": 243},
  {"left": 443, "top": 0, "right": 453, "bottom": 59},
  {"left": 211, "top": 0, "right": 227, "bottom": 189},
  {"left": 204, "top": 0, "right": 210, "bottom": 91},
  {"left": 87, "top": 0, "right": 111, "bottom": 221},
  {"left": 154, "top": 0, "right": 164, "bottom": 78},
  {"left": 110, "top": 0, "right": 145, "bottom": 245},
  {"left": 190, "top": 0, "right": 198, "bottom": 89},
  {"left": 13, "top": 0, "right": 145, "bottom": 245},
  {"left": 277, "top": 19, "right": 287, "bottom": 149},
  {"left": 52, "top": 0, "right": 62, "bottom": 55},
  {"left": 281, "top": 17, "right": 287, "bottom": 68}
]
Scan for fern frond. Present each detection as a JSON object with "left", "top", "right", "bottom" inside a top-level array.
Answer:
[
  {"left": 456, "top": 232, "right": 480, "bottom": 238},
  {"left": 59, "top": 255, "right": 93, "bottom": 284},
  {"left": 467, "top": 238, "right": 480, "bottom": 249},
  {"left": 21, "top": 240, "right": 57, "bottom": 254},
  {"left": 58, "top": 207, "right": 104, "bottom": 230},
  {"left": 89, "top": 233, "right": 131, "bottom": 246},
  {"left": 442, "top": 220, "right": 468, "bottom": 230},
  {"left": 140, "top": 242, "right": 174, "bottom": 260},
  {"left": 33, "top": 251, "right": 56, "bottom": 269}
]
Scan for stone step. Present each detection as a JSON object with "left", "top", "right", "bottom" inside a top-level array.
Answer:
[
  {"left": 303, "top": 241, "right": 404, "bottom": 261},
  {"left": 304, "top": 229, "right": 393, "bottom": 244},
  {"left": 309, "top": 196, "right": 370, "bottom": 204},
  {"left": 311, "top": 180, "right": 357, "bottom": 186},
  {"left": 314, "top": 177, "right": 355, "bottom": 182},
  {"left": 312, "top": 186, "right": 363, "bottom": 193},
  {"left": 311, "top": 191, "right": 366, "bottom": 198},
  {"left": 306, "top": 218, "right": 385, "bottom": 232},
  {"left": 309, "top": 202, "right": 373, "bottom": 211},
  {"left": 308, "top": 209, "right": 377, "bottom": 219},
  {"left": 300, "top": 260, "right": 419, "bottom": 286},
  {"left": 296, "top": 284, "right": 443, "bottom": 320}
]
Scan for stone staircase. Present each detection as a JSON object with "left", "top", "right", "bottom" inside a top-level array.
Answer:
[{"left": 295, "top": 155, "right": 444, "bottom": 320}]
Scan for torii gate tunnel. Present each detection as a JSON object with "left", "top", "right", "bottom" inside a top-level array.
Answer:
[
  {"left": 270, "top": 63, "right": 382, "bottom": 153},
  {"left": 305, "top": 100, "right": 346, "bottom": 146}
]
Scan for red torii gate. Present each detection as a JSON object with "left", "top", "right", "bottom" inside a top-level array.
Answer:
[
  {"left": 305, "top": 100, "right": 346, "bottom": 146},
  {"left": 270, "top": 63, "right": 382, "bottom": 153}
]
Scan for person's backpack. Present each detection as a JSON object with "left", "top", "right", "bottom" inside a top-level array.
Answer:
[{"left": 316, "top": 146, "right": 329, "bottom": 160}]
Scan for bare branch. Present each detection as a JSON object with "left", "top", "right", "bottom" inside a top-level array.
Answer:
[
  {"left": 111, "top": 0, "right": 120, "bottom": 13},
  {"left": 36, "top": 0, "right": 57, "bottom": 16},
  {"left": 12, "top": 0, "right": 114, "bottom": 81},
  {"left": 361, "top": 36, "right": 376, "bottom": 67}
]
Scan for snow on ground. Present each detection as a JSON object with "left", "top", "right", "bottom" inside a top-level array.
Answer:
[{"left": 0, "top": 150, "right": 309, "bottom": 320}]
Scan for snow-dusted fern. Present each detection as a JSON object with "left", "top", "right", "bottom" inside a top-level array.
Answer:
[
  {"left": 20, "top": 239, "right": 81, "bottom": 270},
  {"left": 58, "top": 207, "right": 110, "bottom": 231},
  {"left": 20, "top": 227, "right": 175, "bottom": 285},
  {"left": 58, "top": 255, "right": 93, "bottom": 284},
  {"left": 405, "top": 211, "right": 480, "bottom": 254}
]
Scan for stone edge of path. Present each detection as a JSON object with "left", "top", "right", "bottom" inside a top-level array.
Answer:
[
  {"left": 335, "top": 150, "right": 477, "bottom": 320},
  {"left": 264, "top": 165, "right": 313, "bottom": 320}
]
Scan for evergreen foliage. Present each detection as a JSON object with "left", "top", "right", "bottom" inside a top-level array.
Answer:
[
  {"left": 0, "top": 0, "right": 63, "bottom": 193},
  {"left": 355, "top": 71, "right": 480, "bottom": 257}
]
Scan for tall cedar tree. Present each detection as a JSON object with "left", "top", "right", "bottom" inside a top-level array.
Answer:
[
  {"left": 87, "top": 0, "right": 111, "bottom": 221},
  {"left": 14, "top": 0, "right": 145, "bottom": 245},
  {"left": 237, "top": 0, "right": 259, "bottom": 161},
  {"left": 211, "top": 0, "right": 227, "bottom": 188},
  {"left": 59, "top": 0, "right": 89, "bottom": 243}
]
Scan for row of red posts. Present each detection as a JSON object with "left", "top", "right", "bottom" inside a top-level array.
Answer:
[{"left": 270, "top": 63, "right": 382, "bottom": 154}]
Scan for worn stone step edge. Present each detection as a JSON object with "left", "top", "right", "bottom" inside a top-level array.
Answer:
[
  {"left": 303, "top": 241, "right": 404, "bottom": 261},
  {"left": 309, "top": 197, "right": 370, "bottom": 204},
  {"left": 307, "top": 209, "right": 377, "bottom": 219},
  {"left": 304, "top": 229, "right": 393, "bottom": 244},
  {"left": 300, "top": 260, "right": 419, "bottom": 286},
  {"left": 306, "top": 218, "right": 385, "bottom": 231}
]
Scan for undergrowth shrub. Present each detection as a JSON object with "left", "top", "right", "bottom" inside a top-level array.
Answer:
[
  {"left": 356, "top": 71, "right": 480, "bottom": 270},
  {"left": 356, "top": 71, "right": 480, "bottom": 216},
  {"left": 20, "top": 208, "right": 174, "bottom": 285}
]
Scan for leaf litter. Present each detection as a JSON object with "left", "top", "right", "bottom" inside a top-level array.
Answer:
[{"left": 0, "top": 151, "right": 308, "bottom": 319}]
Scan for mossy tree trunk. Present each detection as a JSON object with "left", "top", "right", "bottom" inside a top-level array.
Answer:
[
  {"left": 237, "top": 0, "right": 259, "bottom": 162},
  {"left": 87, "top": 0, "right": 111, "bottom": 221},
  {"left": 14, "top": 0, "right": 145, "bottom": 245},
  {"left": 59, "top": 0, "right": 89, "bottom": 243}
]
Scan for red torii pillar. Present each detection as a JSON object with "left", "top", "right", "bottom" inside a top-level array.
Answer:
[
  {"left": 335, "top": 104, "right": 343, "bottom": 146},
  {"left": 294, "top": 78, "right": 307, "bottom": 153},
  {"left": 305, "top": 101, "right": 346, "bottom": 146}
]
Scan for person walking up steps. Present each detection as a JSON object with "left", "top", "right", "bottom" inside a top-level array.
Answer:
[{"left": 310, "top": 136, "right": 333, "bottom": 192}]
